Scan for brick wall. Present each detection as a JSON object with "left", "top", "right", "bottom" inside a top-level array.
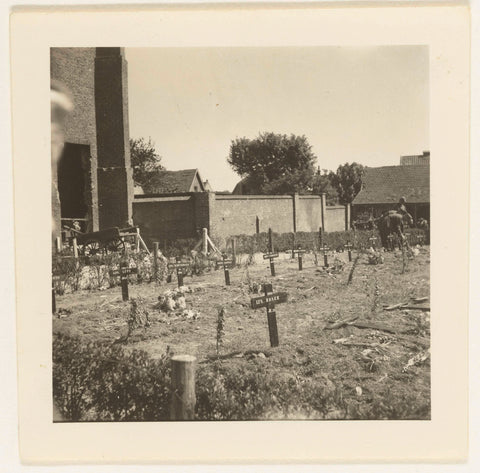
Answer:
[
  {"left": 212, "top": 195, "right": 294, "bottom": 237},
  {"left": 296, "top": 196, "right": 323, "bottom": 232},
  {"left": 51, "top": 48, "right": 99, "bottom": 230},
  {"left": 325, "top": 206, "right": 347, "bottom": 232},
  {"left": 133, "top": 195, "right": 197, "bottom": 247},
  {"left": 133, "top": 193, "right": 349, "bottom": 249}
]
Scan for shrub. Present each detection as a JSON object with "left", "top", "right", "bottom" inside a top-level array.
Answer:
[{"left": 53, "top": 333, "right": 171, "bottom": 421}]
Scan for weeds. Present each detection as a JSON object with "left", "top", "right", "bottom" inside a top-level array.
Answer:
[{"left": 216, "top": 307, "right": 226, "bottom": 357}]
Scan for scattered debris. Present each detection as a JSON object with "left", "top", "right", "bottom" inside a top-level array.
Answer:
[
  {"left": 355, "top": 386, "right": 363, "bottom": 396},
  {"left": 411, "top": 296, "right": 429, "bottom": 303},
  {"left": 324, "top": 316, "right": 359, "bottom": 330},
  {"left": 403, "top": 350, "right": 430, "bottom": 372}
]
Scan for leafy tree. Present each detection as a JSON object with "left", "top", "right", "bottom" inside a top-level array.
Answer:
[
  {"left": 312, "top": 169, "right": 339, "bottom": 205},
  {"left": 330, "top": 162, "right": 365, "bottom": 204},
  {"left": 228, "top": 132, "right": 317, "bottom": 194},
  {"left": 129, "top": 137, "right": 164, "bottom": 190}
]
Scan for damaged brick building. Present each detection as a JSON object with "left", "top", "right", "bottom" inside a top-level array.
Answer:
[{"left": 51, "top": 47, "right": 134, "bottom": 240}]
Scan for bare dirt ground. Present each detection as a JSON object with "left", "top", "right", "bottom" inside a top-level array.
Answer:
[{"left": 53, "top": 246, "right": 430, "bottom": 419}]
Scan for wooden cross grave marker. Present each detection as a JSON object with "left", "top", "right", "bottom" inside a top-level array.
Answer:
[
  {"left": 215, "top": 253, "right": 233, "bottom": 286},
  {"left": 250, "top": 283, "right": 288, "bottom": 347},
  {"left": 167, "top": 259, "right": 190, "bottom": 288},
  {"left": 320, "top": 244, "right": 330, "bottom": 268},
  {"left": 344, "top": 241, "right": 353, "bottom": 262},
  {"left": 263, "top": 228, "right": 278, "bottom": 276},
  {"left": 387, "top": 234, "right": 395, "bottom": 251},
  {"left": 291, "top": 246, "right": 306, "bottom": 270},
  {"left": 52, "top": 272, "right": 66, "bottom": 314},
  {"left": 368, "top": 235, "right": 378, "bottom": 249},
  {"left": 109, "top": 262, "right": 138, "bottom": 301}
]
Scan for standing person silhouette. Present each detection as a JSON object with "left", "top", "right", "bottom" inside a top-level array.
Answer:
[{"left": 51, "top": 80, "right": 73, "bottom": 421}]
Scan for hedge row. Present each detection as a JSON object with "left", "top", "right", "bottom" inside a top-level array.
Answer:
[
  {"left": 228, "top": 228, "right": 427, "bottom": 254},
  {"left": 53, "top": 332, "right": 430, "bottom": 422}
]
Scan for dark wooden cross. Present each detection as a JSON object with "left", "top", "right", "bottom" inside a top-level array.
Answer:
[
  {"left": 215, "top": 253, "right": 233, "bottom": 286},
  {"left": 344, "top": 241, "right": 353, "bottom": 262},
  {"left": 264, "top": 228, "right": 278, "bottom": 276},
  {"left": 109, "top": 262, "right": 138, "bottom": 301},
  {"left": 291, "top": 246, "right": 306, "bottom": 271},
  {"left": 387, "top": 234, "right": 395, "bottom": 251},
  {"left": 52, "top": 272, "right": 66, "bottom": 314},
  {"left": 167, "top": 259, "right": 190, "bottom": 288},
  {"left": 368, "top": 235, "right": 378, "bottom": 249},
  {"left": 250, "top": 283, "right": 288, "bottom": 347},
  {"left": 320, "top": 244, "right": 330, "bottom": 268}
]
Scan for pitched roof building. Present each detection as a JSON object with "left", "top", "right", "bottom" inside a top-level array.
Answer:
[
  {"left": 143, "top": 169, "right": 206, "bottom": 194},
  {"left": 353, "top": 164, "right": 430, "bottom": 222}
]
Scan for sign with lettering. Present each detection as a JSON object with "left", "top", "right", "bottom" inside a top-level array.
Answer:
[
  {"left": 250, "top": 292, "right": 288, "bottom": 309},
  {"left": 167, "top": 260, "right": 190, "bottom": 287},
  {"left": 250, "top": 284, "right": 287, "bottom": 347},
  {"left": 291, "top": 247, "right": 306, "bottom": 270},
  {"left": 109, "top": 263, "right": 137, "bottom": 301}
]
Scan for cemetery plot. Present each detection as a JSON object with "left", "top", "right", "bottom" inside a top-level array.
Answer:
[{"left": 53, "top": 245, "right": 431, "bottom": 420}]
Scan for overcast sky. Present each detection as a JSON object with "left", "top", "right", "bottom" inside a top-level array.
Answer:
[{"left": 126, "top": 46, "right": 429, "bottom": 192}]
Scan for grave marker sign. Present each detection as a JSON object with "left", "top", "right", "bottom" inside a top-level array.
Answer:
[
  {"left": 291, "top": 247, "right": 306, "bottom": 270},
  {"left": 344, "top": 241, "right": 353, "bottom": 262},
  {"left": 368, "top": 235, "right": 378, "bottom": 249},
  {"left": 250, "top": 283, "right": 287, "bottom": 347},
  {"left": 215, "top": 254, "right": 233, "bottom": 286},
  {"left": 52, "top": 272, "right": 66, "bottom": 314},
  {"left": 109, "top": 263, "right": 138, "bottom": 301},
  {"left": 264, "top": 228, "right": 278, "bottom": 276},
  {"left": 387, "top": 234, "right": 395, "bottom": 252},
  {"left": 320, "top": 244, "right": 330, "bottom": 267},
  {"left": 167, "top": 260, "right": 190, "bottom": 288}
]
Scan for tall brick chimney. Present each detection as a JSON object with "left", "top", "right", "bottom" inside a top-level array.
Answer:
[{"left": 95, "top": 47, "right": 133, "bottom": 229}]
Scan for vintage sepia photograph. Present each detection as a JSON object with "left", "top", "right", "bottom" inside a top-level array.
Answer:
[
  {"left": 10, "top": 3, "right": 470, "bottom": 464},
  {"left": 51, "top": 45, "right": 431, "bottom": 422}
]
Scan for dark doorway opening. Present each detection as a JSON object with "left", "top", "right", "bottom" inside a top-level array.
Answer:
[{"left": 58, "top": 143, "right": 90, "bottom": 225}]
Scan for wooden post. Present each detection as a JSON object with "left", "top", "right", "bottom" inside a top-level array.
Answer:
[
  {"left": 291, "top": 233, "right": 296, "bottom": 259},
  {"left": 202, "top": 228, "right": 208, "bottom": 256},
  {"left": 72, "top": 237, "right": 78, "bottom": 259},
  {"left": 319, "top": 227, "right": 323, "bottom": 249},
  {"left": 256, "top": 216, "right": 260, "bottom": 234},
  {"left": 120, "top": 262, "right": 129, "bottom": 301},
  {"left": 231, "top": 238, "right": 237, "bottom": 266},
  {"left": 170, "top": 355, "right": 196, "bottom": 421},
  {"left": 136, "top": 228, "right": 141, "bottom": 252},
  {"left": 56, "top": 236, "right": 62, "bottom": 254},
  {"left": 153, "top": 242, "right": 159, "bottom": 280}
]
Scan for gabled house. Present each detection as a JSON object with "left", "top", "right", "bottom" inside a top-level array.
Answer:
[
  {"left": 352, "top": 164, "right": 430, "bottom": 222},
  {"left": 143, "top": 169, "right": 206, "bottom": 194}
]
